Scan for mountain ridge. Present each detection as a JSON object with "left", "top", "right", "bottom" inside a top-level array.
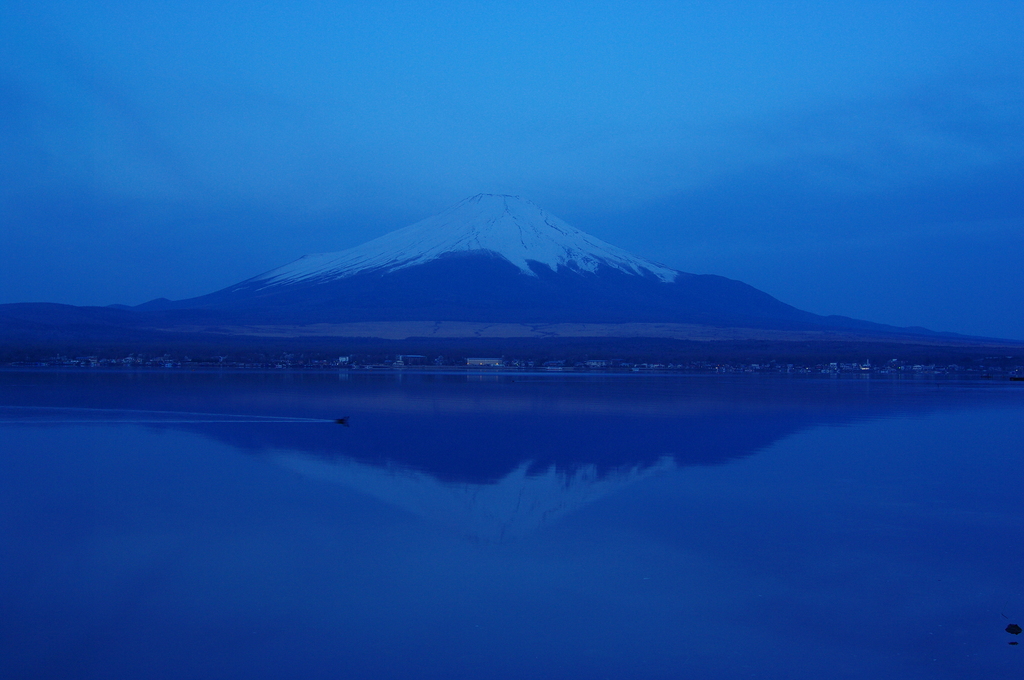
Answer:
[
  {"left": 132, "top": 195, "right": 943, "bottom": 338},
  {"left": 4, "top": 194, "right": 1018, "bottom": 350}
]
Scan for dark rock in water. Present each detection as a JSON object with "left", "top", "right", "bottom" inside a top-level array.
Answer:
[
  {"left": 335, "top": 417, "right": 349, "bottom": 426},
  {"left": 1010, "top": 641, "right": 1019, "bottom": 645},
  {"left": 1007, "top": 624, "right": 1022, "bottom": 635}
]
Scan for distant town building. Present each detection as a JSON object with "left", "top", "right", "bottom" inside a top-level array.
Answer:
[{"left": 466, "top": 358, "right": 503, "bottom": 367}]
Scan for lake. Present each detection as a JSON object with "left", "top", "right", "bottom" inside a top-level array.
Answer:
[{"left": 1, "top": 369, "right": 1022, "bottom": 679}]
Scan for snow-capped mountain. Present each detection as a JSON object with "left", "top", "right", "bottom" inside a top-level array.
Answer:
[
  {"left": 255, "top": 194, "right": 679, "bottom": 286},
  {"left": 273, "top": 454, "right": 676, "bottom": 542},
  {"left": 117, "top": 193, "right": 930, "bottom": 336},
  {"left": 0, "top": 194, "right": 983, "bottom": 344}
]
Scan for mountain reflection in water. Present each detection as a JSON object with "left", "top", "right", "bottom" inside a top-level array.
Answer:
[
  {"left": 1, "top": 369, "right": 936, "bottom": 481},
  {"left": 5, "top": 368, "right": 1023, "bottom": 680},
  {"left": 2, "top": 369, "right": 1005, "bottom": 540}
]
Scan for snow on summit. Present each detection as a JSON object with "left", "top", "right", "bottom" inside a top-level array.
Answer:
[{"left": 255, "top": 194, "right": 678, "bottom": 285}]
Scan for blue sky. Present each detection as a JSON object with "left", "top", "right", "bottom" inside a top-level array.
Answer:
[{"left": 2, "top": 1, "right": 1022, "bottom": 338}]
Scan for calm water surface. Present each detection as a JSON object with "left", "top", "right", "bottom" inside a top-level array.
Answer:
[{"left": 1, "top": 369, "right": 1022, "bottom": 679}]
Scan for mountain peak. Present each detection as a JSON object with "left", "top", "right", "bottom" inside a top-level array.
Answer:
[
  {"left": 253, "top": 195, "right": 679, "bottom": 286},
  {"left": 465, "top": 192, "right": 524, "bottom": 201}
]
